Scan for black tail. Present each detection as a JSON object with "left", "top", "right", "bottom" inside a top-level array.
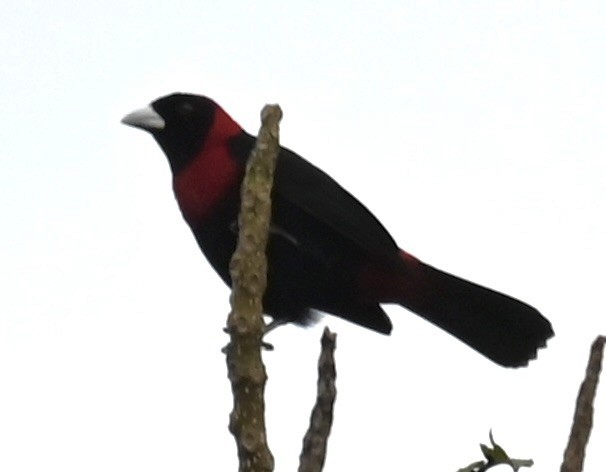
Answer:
[{"left": 398, "top": 261, "right": 554, "bottom": 367}]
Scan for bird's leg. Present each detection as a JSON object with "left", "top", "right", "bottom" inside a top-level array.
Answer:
[
  {"left": 263, "top": 317, "right": 290, "bottom": 335},
  {"left": 256, "top": 318, "right": 291, "bottom": 351}
]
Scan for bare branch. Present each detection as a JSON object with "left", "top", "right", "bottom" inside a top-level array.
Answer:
[
  {"left": 225, "top": 104, "right": 283, "bottom": 472},
  {"left": 561, "top": 335, "right": 605, "bottom": 472},
  {"left": 298, "top": 327, "right": 337, "bottom": 472}
]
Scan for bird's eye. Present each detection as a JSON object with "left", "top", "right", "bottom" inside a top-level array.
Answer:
[{"left": 179, "top": 102, "right": 195, "bottom": 115}]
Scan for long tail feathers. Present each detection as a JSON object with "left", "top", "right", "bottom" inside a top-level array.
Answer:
[{"left": 365, "top": 251, "right": 554, "bottom": 367}]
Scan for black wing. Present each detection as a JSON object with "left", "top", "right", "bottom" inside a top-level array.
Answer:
[{"left": 230, "top": 133, "right": 401, "bottom": 265}]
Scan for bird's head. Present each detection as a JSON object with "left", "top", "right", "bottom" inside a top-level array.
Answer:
[{"left": 122, "top": 93, "right": 227, "bottom": 173}]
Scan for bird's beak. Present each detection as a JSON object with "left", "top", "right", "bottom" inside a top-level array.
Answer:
[{"left": 121, "top": 105, "right": 165, "bottom": 132}]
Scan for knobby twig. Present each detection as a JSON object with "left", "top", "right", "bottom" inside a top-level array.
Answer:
[
  {"left": 225, "top": 104, "right": 283, "bottom": 472},
  {"left": 561, "top": 335, "right": 605, "bottom": 472},
  {"left": 298, "top": 327, "right": 338, "bottom": 472}
]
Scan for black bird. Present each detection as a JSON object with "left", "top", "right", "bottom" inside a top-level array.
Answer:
[{"left": 122, "top": 93, "right": 553, "bottom": 367}]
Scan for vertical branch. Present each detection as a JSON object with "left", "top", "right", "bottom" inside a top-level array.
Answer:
[
  {"left": 561, "top": 335, "right": 605, "bottom": 472},
  {"left": 225, "top": 104, "right": 283, "bottom": 472},
  {"left": 298, "top": 327, "right": 337, "bottom": 472}
]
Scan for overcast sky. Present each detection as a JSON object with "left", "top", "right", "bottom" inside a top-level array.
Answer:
[{"left": 1, "top": 1, "right": 605, "bottom": 470}]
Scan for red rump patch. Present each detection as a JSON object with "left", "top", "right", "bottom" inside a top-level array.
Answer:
[
  {"left": 399, "top": 249, "right": 420, "bottom": 266},
  {"left": 172, "top": 107, "right": 244, "bottom": 224},
  {"left": 357, "top": 250, "right": 429, "bottom": 304}
]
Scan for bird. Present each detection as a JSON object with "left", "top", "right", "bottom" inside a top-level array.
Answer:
[{"left": 122, "top": 93, "right": 553, "bottom": 367}]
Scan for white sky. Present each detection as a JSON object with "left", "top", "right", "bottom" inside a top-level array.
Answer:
[{"left": 1, "top": 1, "right": 605, "bottom": 470}]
